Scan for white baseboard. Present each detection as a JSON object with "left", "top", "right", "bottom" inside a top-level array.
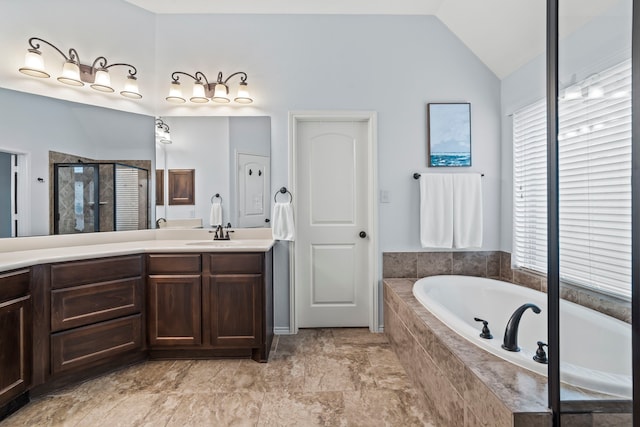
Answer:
[{"left": 274, "top": 326, "right": 293, "bottom": 335}]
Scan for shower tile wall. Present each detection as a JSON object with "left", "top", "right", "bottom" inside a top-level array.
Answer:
[
  {"left": 100, "top": 164, "right": 115, "bottom": 232},
  {"left": 49, "top": 151, "right": 151, "bottom": 234},
  {"left": 382, "top": 251, "right": 631, "bottom": 323}
]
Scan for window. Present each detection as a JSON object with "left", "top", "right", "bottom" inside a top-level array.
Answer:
[{"left": 513, "top": 59, "right": 632, "bottom": 299}]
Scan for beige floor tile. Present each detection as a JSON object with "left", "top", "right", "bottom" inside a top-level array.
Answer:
[
  {"left": 257, "top": 391, "right": 345, "bottom": 427},
  {"left": 1, "top": 329, "right": 436, "bottom": 426},
  {"left": 342, "top": 389, "right": 436, "bottom": 427},
  {"left": 165, "top": 392, "right": 263, "bottom": 427}
]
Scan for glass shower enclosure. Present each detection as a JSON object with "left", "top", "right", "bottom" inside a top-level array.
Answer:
[{"left": 53, "top": 162, "right": 149, "bottom": 234}]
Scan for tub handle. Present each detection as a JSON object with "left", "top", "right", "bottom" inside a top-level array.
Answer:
[
  {"left": 533, "top": 341, "right": 548, "bottom": 364},
  {"left": 473, "top": 317, "right": 493, "bottom": 339}
]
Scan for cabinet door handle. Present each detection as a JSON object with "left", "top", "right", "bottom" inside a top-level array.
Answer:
[{"left": 359, "top": 231, "right": 367, "bottom": 238}]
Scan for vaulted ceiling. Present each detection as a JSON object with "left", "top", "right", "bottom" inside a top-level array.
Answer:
[{"left": 123, "top": 0, "right": 619, "bottom": 79}]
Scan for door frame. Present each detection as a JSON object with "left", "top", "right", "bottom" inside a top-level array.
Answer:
[
  {"left": 0, "top": 148, "right": 30, "bottom": 237},
  {"left": 288, "top": 111, "right": 379, "bottom": 334}
]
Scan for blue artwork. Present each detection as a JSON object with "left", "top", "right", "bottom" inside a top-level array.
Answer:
[{"left": 428, "top": 103, "right": 471, "bottom": 167}]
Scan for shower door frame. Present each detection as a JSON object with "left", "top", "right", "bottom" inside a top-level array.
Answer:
[
  {"left": 546, "top": 0, "right": 638, "bottom": 424},
  {"left": 53, "top": 163, "right": 101, "bottom": 235}
]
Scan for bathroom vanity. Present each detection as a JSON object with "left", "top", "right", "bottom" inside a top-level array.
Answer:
[
  {"left": 0, "top": 230, "right": 274, "bottom": 418},
  {"left": 147, "top": 252, "right": 273, "bottom": 362}
]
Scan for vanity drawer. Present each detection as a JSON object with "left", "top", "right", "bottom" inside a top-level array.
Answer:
[
  {"left": 147, "top": 254, "right": 201, "bottom": 274},
  {"left": 51, "top": 255, "right": 142, "bottom": 289},
  {"left": 0, "top": 269, "right": 30, "bottom": 302},
  {"left": 206, "top": 253, "right": 263, "bottom": 274},
  {"left": 51, "top": 278, "right": 142, "bottom": 332},
  {"left": 51, "top": 314, "right": 142, "bottom": 374}
]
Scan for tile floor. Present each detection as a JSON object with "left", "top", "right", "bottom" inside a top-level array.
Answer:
[{"left": 2, "top": 328, "right": 435, "bottom": 427}]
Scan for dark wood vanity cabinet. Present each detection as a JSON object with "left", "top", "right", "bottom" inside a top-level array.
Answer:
[
  {"left": 147, "top": 251, "right": 273, "bottom": 362},
  {"left": 204, "top": 254, "right": 263, "bottom": 349},
  {"left": 48, "top": 255, "right": 144, "bottom": 375},
  {"left": 147, "top": 254, "right": 202, "bottom": 347},
  {"left": 0, "top": 269, "right": 31, "bottom": 408}
]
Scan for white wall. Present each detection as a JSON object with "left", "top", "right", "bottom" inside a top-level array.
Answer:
[
  {"left": 0, "top": 2, "right": 503, "bottom": 330},
  {"left": 0, "top": 0, "right": 157, "bottom": 116}
]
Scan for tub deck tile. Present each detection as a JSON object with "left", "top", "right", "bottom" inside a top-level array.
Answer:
[{"left": 384, "top": 279, "right": 552, "bottom": 426}]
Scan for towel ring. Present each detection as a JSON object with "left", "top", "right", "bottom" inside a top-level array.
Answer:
[
  {"left": 274, "top": 187, "right": 293, "bottom": 203},
  {"left": 211, "top": 193, "right": 222, "bottom": 204}
]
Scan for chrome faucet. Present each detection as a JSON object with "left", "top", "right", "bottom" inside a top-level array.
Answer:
[
  {"left": 502, "top": 303, "right": 541, "bottom": 352},
  {"left": 155, "top": 217, "right": 166, "bottom": 228}
]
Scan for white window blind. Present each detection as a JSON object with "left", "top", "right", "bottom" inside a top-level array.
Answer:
[{"left": 513, "top": 59, "right": 632, "bottom": 299}]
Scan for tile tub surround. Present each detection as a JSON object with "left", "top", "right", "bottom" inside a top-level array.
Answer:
[
  {"left": 383, "top": 251, "right": 631, "bottom": 323},
  {"left": 2, "top": 329, "right": 436, "bottom": 427},
  {"left": 383, "top": 278, "right": 552, "bottom": 426},
  {"left": 383, "top": 279, "right": 633, "bottom": 427}
]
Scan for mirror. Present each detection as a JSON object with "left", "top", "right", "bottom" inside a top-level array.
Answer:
[
  {"left": 0, "top": 88, "right": 271, "bottom": 237},
  {"left": 155, "top": 116, "right": 271, "bottom": 229},
  {"left": 0, "top": 87, "right": 154, "bottom": 238}
]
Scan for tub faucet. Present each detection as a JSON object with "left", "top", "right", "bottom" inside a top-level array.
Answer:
[{"left": 502, "top": 303, "right": 541, "bottom": 352}]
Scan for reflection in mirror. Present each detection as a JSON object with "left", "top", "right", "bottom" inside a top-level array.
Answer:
[
  {"left": 0, "top": 87, "right": 155, "bottom": 237},
  {"left": 155, "top": 116, "right": 271, "bottom": 229},
  {"left": 0, "top": 152, "right": 14, "bottom": 238},
  {"left": 49, "top": 151, "right": 151, "bottom": 235}
]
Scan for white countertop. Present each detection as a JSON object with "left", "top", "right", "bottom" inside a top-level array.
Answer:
[{"left": 0, "top": 229, "right": 275, "bottom": 272}]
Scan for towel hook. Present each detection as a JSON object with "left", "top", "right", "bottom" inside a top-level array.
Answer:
[
  {"left": 211, "top": 193, "right": 222, "bottom": 204},
  {"left": 274, "top": 187, "right": 293, "bottom": 203}
]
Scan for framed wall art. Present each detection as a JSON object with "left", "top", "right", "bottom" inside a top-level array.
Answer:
[{"left": 427, "top": 102, "right": 471, "bottom": 167}]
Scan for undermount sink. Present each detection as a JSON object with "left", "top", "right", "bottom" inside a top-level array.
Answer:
[{"left": 185, "top": 240, "right": 245, "bottom": 247}]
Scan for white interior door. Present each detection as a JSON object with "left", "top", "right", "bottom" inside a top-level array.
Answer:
[
  {"left": 295, "top": 119, "right": 371, "bottom": 327},
  {"left": 237, "top": 153, "right": 270, "bottom": 228}
]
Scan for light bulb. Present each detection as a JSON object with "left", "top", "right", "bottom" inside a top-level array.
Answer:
[
  {"left": 120, "top": 75, "right": 142, "bottom": 99},
  {"left": 166, "top": 81, "right": 185, "bottom": 103},
  {"left": 234, "top": 82, "right": 253, "bottom": 104},
  {"left": 57, "top": 60, "right": 83, "bottom": 86},
  {"left": 212, "top": 83, "right": 230, "bottom": 103},
  {"left": 19, "top": 49, "right": 49, "bottom": 78},
  {"left": 190, "top": 81, "right": 209, "bottom": 103},
  {"left": 90, "top": 69, "right": 114, "bottom": 92}
]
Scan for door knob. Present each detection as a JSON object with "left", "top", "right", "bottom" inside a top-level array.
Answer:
[{"left": 359, "top": 231, "right": 367, "bottom": 238}]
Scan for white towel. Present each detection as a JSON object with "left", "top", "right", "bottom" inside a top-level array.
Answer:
[
  {"left": 420, "top": 174, "right": 454, "bottom": 248},
  {"left": 453, "top": 173, "right": 483, "bottom": 248},
  {"left": 272, "top": 202, "right": 295, "bottom": 241},
  {"left": 209, "top": 203, "right": 222, "bottom": 227}
]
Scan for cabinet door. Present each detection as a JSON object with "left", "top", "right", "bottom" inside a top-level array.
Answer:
[
  {"left": 206, "top": 275, "right": 261, "bottom": 348},
  {"left": 0, "top": 296, "right": 31, "bottom": 407},
  {"left": 148, "top": 275, "right": 201, "bottom": 347}
]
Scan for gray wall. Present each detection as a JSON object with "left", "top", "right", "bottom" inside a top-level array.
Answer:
[
  {"left": 1, "top": 3, "right": 503, "bottom": 331},
  {"left": 0, "top": 152, "right": 11, "bottom": 238},
  {"left": 154, "top": 14, "right": 502, "bottom": 329}
]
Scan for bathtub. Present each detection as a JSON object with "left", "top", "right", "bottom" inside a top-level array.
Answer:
[{"left": 412, "top": 275, "right": 632, "bottom": 399}]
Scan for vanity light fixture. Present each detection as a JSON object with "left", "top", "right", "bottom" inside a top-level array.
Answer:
[
  {"left": 165, "top": 71, "right": 253, "bottom": 104},
  {"left": 18, "top": 37, "right": 142, "bottom": 99},
  {"left": 155, "top": 118, "right": 172, "bottom": 144}
]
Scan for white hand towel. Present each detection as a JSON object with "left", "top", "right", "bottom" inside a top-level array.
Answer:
[
  {"left": 420, "top": 174, "right": 454, "bottom": 248},
  {"left": 272, "top": 202, "right": 295, "bottom": 241},
  {"left": 453, "top": 173, "right": 483, "bottom": 248},
  {"left": 209, "top": 203, "right": 222, "bottom": 227}
]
